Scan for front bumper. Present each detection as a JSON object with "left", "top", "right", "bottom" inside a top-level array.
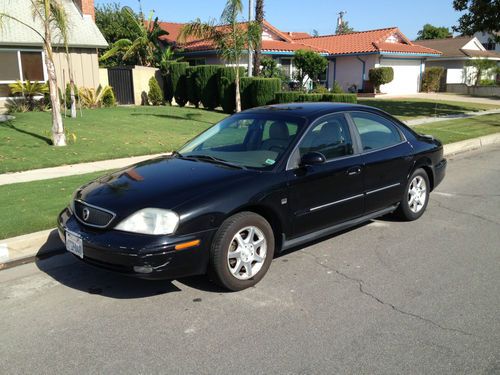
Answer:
[{"left": 57, "top": 207, "right": 216, "bottom": 280}]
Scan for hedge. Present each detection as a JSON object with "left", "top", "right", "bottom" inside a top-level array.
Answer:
[
  {"left": 421, "top": 66, "right": 444, "bottom": 92},
  {"left": 240, "top": 77, "right": 281, "bottom": 110},
  {"left": 368, "top": 67, "right": 394, "bottom": 93},
  {"left": 186, "top": 67, "right": 200, "bottom": 108},
  {"left": 218, "top": 66, "right": 245, "bottom": 114},
  {"left": 194, "top": 65, "right": 222, "bottom": 110},
  {"left": 274, "top": 92, "right": 357, "bottom": 104},
  {"left": 172, "top": 62, "right": 189, "bottom": 107}
]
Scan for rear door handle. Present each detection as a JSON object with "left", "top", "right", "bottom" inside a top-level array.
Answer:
[{"left": 347, "top": 166, "right": 362, "bottom": 176}]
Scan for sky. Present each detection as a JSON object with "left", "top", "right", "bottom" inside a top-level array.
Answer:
[{"left": 94, "top": 0, "right": 463, "bottom": 40}]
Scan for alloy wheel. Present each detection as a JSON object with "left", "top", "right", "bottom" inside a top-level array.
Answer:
[{"left": 227, "top": 226, "right": 267, "bottom": 280}]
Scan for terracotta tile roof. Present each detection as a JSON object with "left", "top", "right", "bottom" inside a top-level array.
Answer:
[
  {"left": 415, "top": 37, "right": 500, "bottom": 58},
  {"left": 285, "top": 32, "right": 313, "bottom": 40},
  {"left": 261, "top": 40, "right": 326, "bottom": 53},
  {"left": 295, "top": 27, "right": 441, "bottom": 55},
  {"left": 157, "top": 22, "right": 188, "bottom": 43}
]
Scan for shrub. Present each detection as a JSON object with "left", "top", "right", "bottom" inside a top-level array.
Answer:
[
  {"left": 8, "top": 80, "right": 49, "bottom": 111},
  {"left": 170, "top": 62, "right": 189, "bottom": 107},
  {"left": 421, "top": 66, "right": 444, "bottom": 92},
  {"left": 331, "top": 81, "right": 344, "bottom": 94},
  {"left": 148, "top": 76, "right": 164, "bottom": 105},
  {"left": 218, "top": 66, "right": 245, "bottom": 114},
  {"left": 311, "top": 85, "right": 329, "bottom": 94},
  {"left": 101, "top": 86, "right": 116, "bottom": 107},
  {"left": 79, "top": 85, "right": 115, "bottom": 109},
  {"left": 368, "top": 67, "right": 394, "bottom": 93},
  {"left": 64, "top": 83, "right": 79, "bottom": 109},
  {"left": 194, "top": 65, "right": 222, "bottom": 110},
  {"left": 240, "top": 77, "right": 281, "bottom": 110},
  {"left": 479, "top": 79, "right": 497, "bottom": 86},
  {"left": 274, "top": 92, "right": 357, "bottom": 104},
  {"left": 186, "top": 67, "right": 200, "bottom": 108}
]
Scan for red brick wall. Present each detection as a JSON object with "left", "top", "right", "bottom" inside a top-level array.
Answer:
[{"left": 74, "top": 0, "right": 95, "bottom": 20}]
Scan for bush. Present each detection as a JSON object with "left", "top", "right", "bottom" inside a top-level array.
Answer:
[
  {"left": 64, "top": 83, "right": 79, "bottom": 109},
  {"left": 169, "top": 62, "right": 189, "bottom": 107},
  {"left": 421, "top": 66, "right": 444, "bottom": 92},
  {"left": 274, "top": 92, "right": 357, "bottom": 104},
  {"left": 311, "top": 85, "right": 329, "bottom": 94},
  {"left": 101, "top": 86, "right": 116, "bottom": 107},
  {"left": 240, "top": 77, "right": 281, "bottom": 110},
  {"left": 186, "top": 67, "right": 200, "bottom": 108},
  {"left": 368, "top": 67, "right": 394, "bottom": 93},
  {"left": 218, "top": 66, "right": 245, "bottom": 114},
  {"left": 148, "top": 76, "right": 164, "bottom": 105},
  {"left": 79, "top": 85, "right": 115, "bottom": 109},
  {"left": 331, "top": 81, "right": 344, "bottom": 94},
  {"left": 479, "top": 79, "right": 497, "bottom": 86},
  {"left": 194, "top": 65, "right": 222, "bottom": 110}
]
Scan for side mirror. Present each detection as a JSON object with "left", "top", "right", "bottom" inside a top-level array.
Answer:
[{"left": 300, "top": 152, "right": 326, "bottom": 166}]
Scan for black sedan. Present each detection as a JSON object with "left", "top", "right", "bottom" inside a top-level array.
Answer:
[{"left": 58, "top": 103, "right": 446, "bottom": 291}]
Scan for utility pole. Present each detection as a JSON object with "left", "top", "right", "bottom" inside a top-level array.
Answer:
[{"left": 248, "top": 0, "right": 254, "bottom": 76}]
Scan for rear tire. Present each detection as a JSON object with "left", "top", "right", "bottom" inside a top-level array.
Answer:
[
  {"left": 209, "top": 212, "right": 275, "bottom": 291},
  {"left": 395, "top": 168, "right": 430, "bottom": 221}
]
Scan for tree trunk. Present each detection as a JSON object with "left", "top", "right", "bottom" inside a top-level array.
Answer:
[
  {"left": 235, "top": 67, "right": 241, "bottom": 113},
  {"left": 45, "top": 45, "right": 66, "bottom": 146},
  {"left": 252, "top": 0, "right": 264, "bottom": 76}
]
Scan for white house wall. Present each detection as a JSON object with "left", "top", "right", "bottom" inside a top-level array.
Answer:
[{"left": 333, "top": 55, "right": 377, "bottom": 92}]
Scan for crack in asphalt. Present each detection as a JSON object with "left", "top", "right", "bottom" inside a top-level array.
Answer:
[
  {"left": 432, "top": 200, "right": 500, "bottom": 226},
  {"left": 302, "top": 252, "right": 474, "bottom": 337}
]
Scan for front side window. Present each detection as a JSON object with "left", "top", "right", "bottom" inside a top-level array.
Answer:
[
  {"left": 299, "top": 114, "right": 354, "bottom": 160},
  {"left": 350, "top": 112, "right": 402, "bottom": 151},
  {"left": 178, "top": 115, "right": 305, "bottom": 169}
]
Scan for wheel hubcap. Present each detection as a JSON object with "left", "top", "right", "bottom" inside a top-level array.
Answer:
[
  {"left": 408, "top": 176, "right": 427, "bottom": 213},
  {"left": 227, "top": 226, "right": 267, "bottom": 280}
]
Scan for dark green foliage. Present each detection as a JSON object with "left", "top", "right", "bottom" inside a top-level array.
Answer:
[
  {"left": 194, "top": 65, "right": 222, "bottom": 110},
  {"left": 331, "top": 81, "right": 344, "bottom": 93},
  {"left": 240, "top": 78, "right": 281, "bottom": 110},
  {"left": 293, "top": 50, "right": 329, "bottom": 87},
  {"left": 275, "top": 92, "right": 357, "bottom": 104},
  {"left": 453, "top": 0, "right": 500, "bottom": 42},
  {"left": 148, "top": 76, "right": 164, "bottom": 105},
  {"left": 102, "top": 86, "right": 117, "bottom": 107},
  {"left": 64, "top": 83, "right": 79, "bottom": 109},
  {"left": 416, "top": 24, "right": 451, "bottom": 40},
  {"left": 368, "top": 67, "right": 394, "bottom": 93},
  {"left": 186, "top": 67, "right": 200, "bottom": 108},
  {"left": 218, "top": 66, "right": 245, "bottom": 113},
  {"left": 165, "top": 62, "right": 189, "bottom": 106},
  {"left": 421, "top": 67, "right": 445, "bottom": 92}
]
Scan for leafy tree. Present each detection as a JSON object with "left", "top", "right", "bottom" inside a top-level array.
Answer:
[
  {"left": 100, "top": 9, "right": 168, "bottom": 67},
  {"left": 465, "top": 58, "right": 500, "bottom": 85},
  {"left": 260, "top": 57, "right": 286, "bottom": 80},
  {"left": 179, "top": 0, "right": 261, "bottom": 112},
  {"left": 293, "top": 50, "right": 328, "bottom": 90},
  {"left": 369, "top": 67, "right": 394, "bottom": 93},
  {"left": 0, "top": 0, "right": 69, "bottom": 146},
  {"left": 416, "top": 24, "right": 452, "bottom": 40},
  {"left": 336, "top": 21, "right": 355, "bottom": 34},
  {"left": 453, "top": 0, "right": 500, "bottom": 42},
  {"left": 95, "top": 3, "right": 142, "bottom": 66},
  {"left": 252, "top": 0, "right": 265, "bottom": 76}
]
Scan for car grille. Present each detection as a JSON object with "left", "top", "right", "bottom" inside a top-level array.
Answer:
[{"left": 74, "top": 200, "right": 115, "bottom": 228}]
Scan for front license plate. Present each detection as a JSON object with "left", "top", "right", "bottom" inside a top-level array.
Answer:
[{"left": 66, "top": 230, "right": 83, "bottom": 259}]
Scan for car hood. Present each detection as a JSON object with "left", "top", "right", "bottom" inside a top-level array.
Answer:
[{"left": 75, "top": 155, "right": 256, "bottom": 218}]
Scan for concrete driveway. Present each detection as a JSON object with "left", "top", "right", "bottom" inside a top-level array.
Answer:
[{"left": 0, "top": 146, "right": 499, "bottom": 374}]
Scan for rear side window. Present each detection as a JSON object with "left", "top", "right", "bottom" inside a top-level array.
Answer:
[{"left": 350, "top": 112, "right": 403, "bottom": 151}]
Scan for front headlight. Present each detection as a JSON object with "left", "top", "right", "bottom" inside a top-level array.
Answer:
[{"left": 115, "top": 208, "right": 179, "bottom": 235}]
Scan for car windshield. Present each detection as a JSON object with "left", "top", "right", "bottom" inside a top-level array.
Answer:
[{"left": 177, "top": 114, "right": 305, "bottom": 169}]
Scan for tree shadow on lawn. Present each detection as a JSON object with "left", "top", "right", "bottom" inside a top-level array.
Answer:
[
  {"left": 130, "top": 111, "right": 222, "bottom": 125},
  {"left": 1, "top": 120, "right": 52, "bottom": 145},
  {"left": 358, "top": 100, "right": 485, "bottom": 118}
]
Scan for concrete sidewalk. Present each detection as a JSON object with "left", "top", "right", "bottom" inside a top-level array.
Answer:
[
  {"left": 404, "top": 108, "right": 500, "bottom": 126},
  {"left": 1, "top": 132, "right": 499, "bottom": 271},
  {"left": 0, "top": 153, "right": 167, "bottom": 186}
]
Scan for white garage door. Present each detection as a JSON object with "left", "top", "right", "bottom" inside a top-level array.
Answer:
[{"left": 379, "top": 58, "right": 422, "bottom": 94}]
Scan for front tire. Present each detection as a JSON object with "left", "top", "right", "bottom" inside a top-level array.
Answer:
[
  {"left": 396, "top": 168, "right": 430, "bottom": 221},
  {"left": 209, "top": 212, "right": 275, "bottom": 291}
]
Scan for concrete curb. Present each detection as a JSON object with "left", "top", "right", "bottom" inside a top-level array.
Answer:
[{"left": 1, "top": 134, "right": 499, "bottom": 271}]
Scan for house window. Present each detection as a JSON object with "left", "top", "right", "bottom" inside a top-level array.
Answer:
[
  {"left": 280, "top": 58, "right": 292, "bottom": 78},
  {"left": 483, "top": 42, "right": 496, "bottom": 51},
  {"left": 0, "top": 49, "right": 45, "bottom": 83},
  {"left": 187, "top": 58, "right": 206, "bottom": 66}
]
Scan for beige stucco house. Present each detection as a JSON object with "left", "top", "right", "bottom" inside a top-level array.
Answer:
[{"left": 0, "top": 0, "right": 107, "bottom": 108}]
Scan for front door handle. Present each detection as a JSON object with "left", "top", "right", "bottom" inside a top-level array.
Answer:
[{"left": 347, "top": 166, "right": 362, "bottom": 176}]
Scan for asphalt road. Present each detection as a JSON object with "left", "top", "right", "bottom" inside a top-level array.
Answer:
[{"left": 1, "top": 145, "right": 499, "bottom": 375}]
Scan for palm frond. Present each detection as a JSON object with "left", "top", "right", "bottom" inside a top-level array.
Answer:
[
  {"left": 100, "top": 38, "right": 132, "bottom": 60},
  {"left": 178, "top": 18, "right": 219, "bottom": 43}
]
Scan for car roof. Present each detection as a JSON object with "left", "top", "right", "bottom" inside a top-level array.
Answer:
[{"left": 241, "top": 102, "right": 382, "bottom": 121}]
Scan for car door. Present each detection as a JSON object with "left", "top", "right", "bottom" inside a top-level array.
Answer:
[
  {"left": 348, "top": 111, "right": 414, "bottom": 214},
  {"left": 286, "top": 113, "right": 364, "bottom": 238}
]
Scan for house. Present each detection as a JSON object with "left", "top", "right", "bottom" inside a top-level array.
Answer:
[
  {"left": 0, "top": 0, "right": 107, "bottom": 107},
  {"left": 158, "top": 20, "right": 441, "bottom": 95},
  {"left": 416, "top": 36, "right": 500, "bottom": 85},
  {"left": 474, "top": 31, "right": 500, "bottom": 53}
]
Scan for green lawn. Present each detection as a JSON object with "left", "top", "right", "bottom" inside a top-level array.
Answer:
[
  {"left": 413, "top": 114, "right": 500, "bottom": 144},
  {"left": 1, "top": 114, "right": 499, "bottom": 240},
  {"left": 358, "top": 99, "right": 499, "bottom": 121},
  {"left": 0, "top": 106, "right": 226, "bottom": 173},
  {"left": 0, "top": 170, "right": 109, "bottom": 240}
]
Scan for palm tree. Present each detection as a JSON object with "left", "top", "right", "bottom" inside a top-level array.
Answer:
[
  {"left": 0, "top": 0, "right": 68, "bottom": 146},
  {"left": 252, "top": 0, "right": 264, "bottom": 76},
  {"left": 179, "top": 0, "right": 260, "bottom": 112},
  {"left": 100, "top": 9, "right": 167, "bottom": 67}
]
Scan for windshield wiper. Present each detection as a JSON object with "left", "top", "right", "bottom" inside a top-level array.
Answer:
[{"left": 185, "top": 154, "right": 246, "bottom": 169}]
